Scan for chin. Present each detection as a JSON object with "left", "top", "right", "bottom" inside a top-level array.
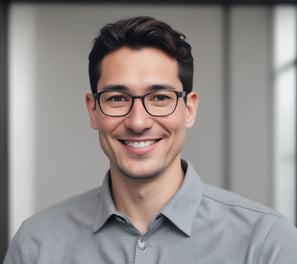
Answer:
[{"left": 119, "top": 165, "right": 162, "bottom": 181}]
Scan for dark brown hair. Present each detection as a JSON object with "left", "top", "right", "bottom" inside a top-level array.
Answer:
[{"left": 88, "top": 16, "right": 194, "bottom": 94}]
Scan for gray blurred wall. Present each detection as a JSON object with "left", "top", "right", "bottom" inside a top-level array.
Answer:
[{"left": 9, "top": 4, "right": 274, "bottom": 237}]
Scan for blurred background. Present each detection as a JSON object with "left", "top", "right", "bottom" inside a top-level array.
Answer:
[{"left": 0, "top": 0, "right": 296, "bottom": 261}]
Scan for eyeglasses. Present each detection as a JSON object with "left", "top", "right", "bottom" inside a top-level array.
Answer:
[{"left": 93, "top": 90, "right": 186, "bottom": 117}]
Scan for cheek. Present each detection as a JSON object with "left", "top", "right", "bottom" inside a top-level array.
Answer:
[
  {"left": 162, "top": 114, "right": 187, "bottom": 157},
  {"left": 171, "top": 110, "right": 187, "bottom": 142},
  {"left": 96, "top": 117, "right": 114, "bottom": 147},
  {"left": 161, "top": 111, "right": 187, "bottom": 140},
  {"left": 97, "top": 115, "right": 120, "bottom": 132},
  {"left": 96, "top": 116, "right": 124, "bottom": 148},
  {"left": 97, "top": 124, "right": 115, "bottom": 158},
  {"left": 166, "top": 107, "right": 187, "bottom": 130}
]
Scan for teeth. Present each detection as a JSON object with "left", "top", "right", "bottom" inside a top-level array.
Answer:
[{"left": 124, "top": 140, "right": 155, "bottom": 149}]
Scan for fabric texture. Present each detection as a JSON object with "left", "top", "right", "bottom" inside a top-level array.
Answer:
[{"left": 4, "top": 160, "right": 297, "bottom": 263}]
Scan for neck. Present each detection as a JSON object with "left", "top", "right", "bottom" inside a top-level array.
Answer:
[{"left": 110, "top": 160, "right": 184, "bottom": 234}]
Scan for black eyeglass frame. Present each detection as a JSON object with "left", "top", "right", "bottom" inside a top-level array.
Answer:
[{"left": 93, "top": 90, "right": 187, "bottom": 117}]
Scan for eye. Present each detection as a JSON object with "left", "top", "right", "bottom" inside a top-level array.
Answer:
[
  {"left": 108, "top": 95, "right": 127, "bottom": 102},
  {"left": 154, "top": 95, "right": 169, "bottom": 101},
  {"left": 148, "top": 91, "right": 176, "bottom": 103},
  {"left": 149, "top": 93, "right": 171, "bottom": 101},
  {"left": 102, "top": 92, "right": 130, "bottom": 103}
]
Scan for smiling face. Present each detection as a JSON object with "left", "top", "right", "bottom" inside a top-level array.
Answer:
[{"left": 86, "top": 47, "right": 198, "bottom": 181}]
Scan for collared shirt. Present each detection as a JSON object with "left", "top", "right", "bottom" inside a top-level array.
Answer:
[{"left": 4, "top": 160, "right": 297, "bottom": 263}]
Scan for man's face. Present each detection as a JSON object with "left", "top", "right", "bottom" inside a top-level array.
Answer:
[{"left": 86, "top": 47, "right": 197, "bottom": 180}]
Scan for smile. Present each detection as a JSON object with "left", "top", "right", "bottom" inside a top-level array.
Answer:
[{"left": 123, "top": 140, "right": 157, "bottom": 149}]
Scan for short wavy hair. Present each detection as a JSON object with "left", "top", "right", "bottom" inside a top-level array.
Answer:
[{"left": 88, "top": 16, "right": 194, "bottom": 94}]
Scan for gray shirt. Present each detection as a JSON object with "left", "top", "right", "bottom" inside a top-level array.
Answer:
[{"left": 4, "top": 161, "right": 297, "bottom": 263}]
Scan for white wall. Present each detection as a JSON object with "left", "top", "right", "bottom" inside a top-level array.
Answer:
[{"left": 273, "top": 6, "right": 297, "bottom": 222}]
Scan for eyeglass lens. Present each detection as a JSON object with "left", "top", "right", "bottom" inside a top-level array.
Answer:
[{"left": 97, "top": 90, "right": 182, "bottom": 117}]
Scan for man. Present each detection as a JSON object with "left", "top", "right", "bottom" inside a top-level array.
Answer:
[{"left": 4, "top": 16, "right": 297, "bottom": 263}]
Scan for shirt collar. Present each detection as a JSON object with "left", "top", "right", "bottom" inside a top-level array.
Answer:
[
  {"left": 93, "top": 172, "right": 120, "bottom": 233},
  {"left": 93, "top": 160, "right": 204, "bottom": 236},
  {"left": 161, "top": 160, "right": 204, "bottom": 237}
]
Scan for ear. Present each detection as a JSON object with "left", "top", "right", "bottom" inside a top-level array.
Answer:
[
  {"left": 85, "top": 93, "right": 99, "bottom": 129},
  {"left": 185, "top": 92, "right": 198, "bottom": 128}
]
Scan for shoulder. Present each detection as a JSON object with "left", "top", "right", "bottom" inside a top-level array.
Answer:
[
  {"left": 5, "top": 187, "right": 104, "bottom": 263},
  {"left": 199, "top": 183, "right": 289, "bottom": 238},
  {"left": 186, "top": 160, "right": 285, "bottom": 226},
  {"left": 17, "top": 187, "right": 103, "bottom": 246},
  {"left": 199, "top": 184, "right": 297, "bottom": 262},
  {"left": 202, "top": 184, "right": 282, "bottom": 219},
  {"left": 23, "top": 187, "right": 102, "bottom": 233}
]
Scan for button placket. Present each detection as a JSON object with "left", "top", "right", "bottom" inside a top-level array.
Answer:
[
  {"left": 135, "top": 236, "right": 153, "bottom": 264},
  {"left": 137, "top": 238, "right": 146, "bottom": 250}
]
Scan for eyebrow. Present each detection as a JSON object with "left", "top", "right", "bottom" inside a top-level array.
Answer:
[
  {"left": 100, "top": 84, "right": 178, "bottom": 93},
  {"left": 148, "top": 84, "right": 177, "bottom": 92}
]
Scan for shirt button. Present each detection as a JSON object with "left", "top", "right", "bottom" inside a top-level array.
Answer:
[{"left": 137, "top": 238, "right": 146, "bottom": 250}]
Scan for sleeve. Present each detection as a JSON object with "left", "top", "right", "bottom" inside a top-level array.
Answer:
[
  {"left": 258, "top": 217, "right": 297, "bottom": 264},
  {"left": 3, "top": 222, "right": 34, "bottom": 264}
]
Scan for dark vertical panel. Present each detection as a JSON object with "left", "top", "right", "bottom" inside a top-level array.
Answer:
[
  {"left": 222, "top": 5, "right": 231, "bottom": 190},
  {"left": 294, "top": 5, "right": 297, "bottom": 227},
  {"left": 7, "top": 0, "right": 297, "bottom": 3},
  {"left": 294, "top": 65, "right": 297, "bottom": 226},
  {"left": 0, "top": 0, "right": 9, "bottom": 261}
]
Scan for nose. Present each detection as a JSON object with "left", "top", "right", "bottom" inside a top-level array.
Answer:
[{"left": 124, "top": 98, "right": 153, "bottom": 133}]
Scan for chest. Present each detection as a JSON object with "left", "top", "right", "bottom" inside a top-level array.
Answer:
[{"left": 59, "top": 220, "right": 260, "bottom": 264}]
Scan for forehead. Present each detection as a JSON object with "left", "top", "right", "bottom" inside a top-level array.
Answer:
[
  {"left": 97, "top": 47, "right": 182, "bottom": 92},
  {"left": 102, "top": 46, "right": 176, "bottom": 64}
]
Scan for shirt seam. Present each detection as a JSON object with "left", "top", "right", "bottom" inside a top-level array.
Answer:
[
  {"left": 257, "top": 217, "right": 282, "bottom": 264},
  {"left": 42, "top": 189, "right": 101, "bottom": 213},
  {"left": 203, "top": 194, "right": 282, "bottom": 218},
  {"left": 21, "top": 221, "right": 35, "bottom": 264}
]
